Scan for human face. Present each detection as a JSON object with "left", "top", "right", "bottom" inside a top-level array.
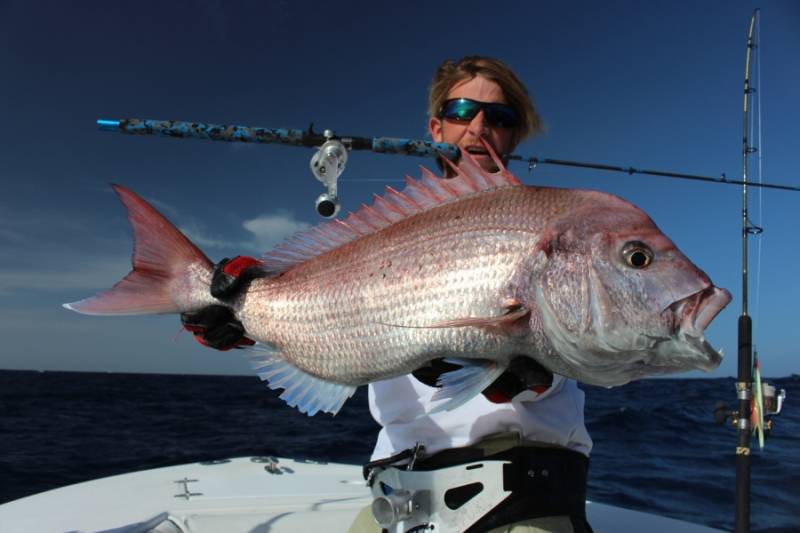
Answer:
[{"left": 429, "top": 75, "right": 518, "bottom": 173}]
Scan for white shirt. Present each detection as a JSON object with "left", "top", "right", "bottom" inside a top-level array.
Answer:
[{"left": 368, "top": 374, "right": 593, "bottom": 460}]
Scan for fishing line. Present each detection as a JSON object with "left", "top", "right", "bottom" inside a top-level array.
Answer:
[
  {"left": 341, "top": 179, "right": 406, "bottom": 183},
  {"left": 754, "top": 14, "right": 765, "bottom": 340}
]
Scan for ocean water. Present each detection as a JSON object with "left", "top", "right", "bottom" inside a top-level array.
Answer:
[{"left": 0, "top": 370, "right": 797, "bottom": 532}]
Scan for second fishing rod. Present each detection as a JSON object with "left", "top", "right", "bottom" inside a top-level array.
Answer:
[{"left": 97, "top": 117, "right": 800, "bottom": 219}]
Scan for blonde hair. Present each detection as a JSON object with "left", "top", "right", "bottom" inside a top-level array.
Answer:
[{"left": 428, "top": 56, "right": 542, "bottom": 143}]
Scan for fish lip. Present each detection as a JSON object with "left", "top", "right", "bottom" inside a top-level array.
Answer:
[
  {"left": 651, "top": 286, "right": 730, "bottom": 373},
  {"left": 685, "top": 334, "right": 723, "bottom": 369},
  {"left": 670, "top": 286, "right": 732, "bottom": 336},
  {"left": 633, "top": 333, "right": 722, "bottom": 379},
  {"left": 693, "top": 287, "right": 732, "bottom": 331}
]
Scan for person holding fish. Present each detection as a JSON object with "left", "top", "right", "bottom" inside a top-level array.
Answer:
[
  {"left": 184, "top": 56, "right": 595, "bottom": 533},
  {"left": 350, "top": 57, "right": 594, "bottom": 533},
  {"left": 67, "top": 56, "right": 729, "bottom": 532}
]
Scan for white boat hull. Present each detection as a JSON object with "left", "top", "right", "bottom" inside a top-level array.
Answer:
[{"left": 0, "top": 456, "right": 725, "bottom": 532}]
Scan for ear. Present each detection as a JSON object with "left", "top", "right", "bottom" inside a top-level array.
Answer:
[{"left": 429, "top": 117, "right": 443, "bottom": 142}]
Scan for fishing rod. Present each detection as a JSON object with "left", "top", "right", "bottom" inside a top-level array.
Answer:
[
  {"left": 96, "top": 117, "right": 799, "bottom": 218},
  {"left": 734, "top": 12, "right": 759, "bottom": 533},
  {"left": 704, "top": 10, "right": 790, "bottom": 533},
  {"left": 96, "top": 118, "right": 459, "bottom": 217}
]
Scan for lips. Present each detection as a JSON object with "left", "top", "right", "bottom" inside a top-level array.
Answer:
[{"left": 464, "top": 145, "right": 490, "bottom": 156}]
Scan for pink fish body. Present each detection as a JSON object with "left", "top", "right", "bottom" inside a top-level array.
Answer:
[{"left": 66, "top": 153, "right": 730, "bottom": 415}]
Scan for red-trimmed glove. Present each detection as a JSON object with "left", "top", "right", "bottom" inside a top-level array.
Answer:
[
  {"left": 411, "top": 356, "right": 553, "bottom": 403},
  {"left": 481, "top": 356, "right": 553, "bottom": 403},
  {"left": 180, "top": 256, "right": 262, "bottom": 351},
  {"left": 209, "top": 256, "right": 263, "bottom": 299}
]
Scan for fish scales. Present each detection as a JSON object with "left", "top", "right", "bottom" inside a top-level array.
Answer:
[
  {"left": 238, "top": 187, "right": 582, "bottom": 384},
  {"left": 65, "top": 156, "right": 730, "bottom": 415}
]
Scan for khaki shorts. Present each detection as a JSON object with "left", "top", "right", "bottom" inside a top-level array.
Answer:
[{"left": 347, "top": 504, "right": 578, "bottom": 533}]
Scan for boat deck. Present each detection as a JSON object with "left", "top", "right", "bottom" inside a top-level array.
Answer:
[{"left": 0, "top": 456, "right": 726, "bottom": 532}]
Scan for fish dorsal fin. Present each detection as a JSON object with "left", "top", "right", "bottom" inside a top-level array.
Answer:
[{"left": 262, "top": 149, "right": 522, "bottom": 274}]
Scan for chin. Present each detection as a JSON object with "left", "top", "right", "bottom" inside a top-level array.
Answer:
[{"left": 477, "top": 159, "right": 500, "bottom": 173}]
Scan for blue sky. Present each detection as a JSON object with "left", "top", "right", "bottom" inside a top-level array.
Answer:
[{"left": 1, "top": 1, "right": 798, "bottom": 378}]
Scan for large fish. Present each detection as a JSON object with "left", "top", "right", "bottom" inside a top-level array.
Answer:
[{"left": 65, "top": 149, "right": 731, "bottom": 416}]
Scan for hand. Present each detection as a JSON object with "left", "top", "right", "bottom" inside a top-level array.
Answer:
[
  {"left": 182, "top": 256, "right": 262, "bottom": 351},
  {"left": 210, "top": 256, "right": 263, "bottom": 299},
  {"left": 412, "top": 357, "right": 552, "bottom": 403},
  {"left": 482, "top": 357, "right": 553, "bottom": 403},
  {"left": 181, "top": 305, "right": 255, "bottom": 351}
]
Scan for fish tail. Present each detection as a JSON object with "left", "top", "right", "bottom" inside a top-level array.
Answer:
[{"left": 63, "top": 184, "right": 214, "bottom": 315}]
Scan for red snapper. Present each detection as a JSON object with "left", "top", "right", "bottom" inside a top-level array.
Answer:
[{"left": 65, "top": 151, "right": 731, "bottom": 416}]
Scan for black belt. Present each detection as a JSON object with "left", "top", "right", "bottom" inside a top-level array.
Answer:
[{"left": 413, "top": 445, "right": 593, "bottom": 533}]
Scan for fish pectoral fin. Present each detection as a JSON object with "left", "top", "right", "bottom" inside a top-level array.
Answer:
[
  {"left": 245, "top": 343, "right": 356, "bottom": 417},
  {"left": 402, "top": 302, "right": 530, "bottom": 330},
  {"left": 426, "top": 358, "right": 507, "bottom": 415},
  {"left": 377, "top": 303, "right": 530, "bottom": 334}
]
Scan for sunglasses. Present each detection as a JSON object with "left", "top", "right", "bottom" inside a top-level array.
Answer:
[{"left": 438, "top": 98, "right": 520, "bottom": 128}]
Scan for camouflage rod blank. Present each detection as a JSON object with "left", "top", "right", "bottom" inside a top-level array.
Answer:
[
  {"left": 98, "top": 118, "right": 799, "bottom": 192},
  {"left": 97, "top": 119, "right": 461, "bottom": 160}
]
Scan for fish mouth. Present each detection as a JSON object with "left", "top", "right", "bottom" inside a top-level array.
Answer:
[
  {"left": 661, "top": 285, "right": 732, "bottom": 370},
  {"left": 533, "top": 280, "right": 731, "bottom": 387},
  {"left": 670, "top": 286, "right": 732, "bottom": 336}
]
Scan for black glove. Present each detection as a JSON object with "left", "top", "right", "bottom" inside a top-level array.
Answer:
[
  {"left": 209, "top": 256, "right": 264, "bottom": 299},
  {"left": 181, "top": 256, "right": 262, "bottom": 351},
  {"left": 412, "top": 356, "right": 553, "bottom": 403},
  {"left": 181, "top": 305, "right": 254, "bottom": 350}
]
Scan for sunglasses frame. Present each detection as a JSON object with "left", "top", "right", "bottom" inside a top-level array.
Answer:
[{"left": 438, "top": 98, "right": 520, "bottom": 129}]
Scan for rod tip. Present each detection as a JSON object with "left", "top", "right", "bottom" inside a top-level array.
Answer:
[{"left": 97, "top": 119, "right": 120, "bottom": 131}]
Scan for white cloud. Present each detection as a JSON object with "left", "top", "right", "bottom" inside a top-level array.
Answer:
[
  {"left": 178, "top": 225, "right": 235, "bottom": 250},
  {"left": 179, "top": 210, "right": 314, "bottom": 254},
  {"left": 241, "top": 210, "right": 312, "bottom": 252},
  {"left": 130, "top": 196, "right": 313, "bottom": 254},
  {"left": 0, "top": 200, "right": 314, "bottom": 297}
]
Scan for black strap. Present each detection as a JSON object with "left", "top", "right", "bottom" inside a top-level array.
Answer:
[
  {"left": 417, "top": 445, "right": 590, "bottom": 533},
  {"left": 362, "top": 444, "right": 425, "bottom": 480},
  {"left": 467, "top": 446, "right": 589, "bottom": 532},
  {"left": 365, "top": 444, "right": 592, "bottom": 533}
]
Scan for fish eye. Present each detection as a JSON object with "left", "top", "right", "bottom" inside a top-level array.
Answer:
[{"left": 622, "top": 241, "right": 653, "bottom": 269}]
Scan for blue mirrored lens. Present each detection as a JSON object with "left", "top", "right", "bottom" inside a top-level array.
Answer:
[
  {"left": 442, "top": 99, "right": 481, "bottom": 121},
  {"left": 440, "top": 98, "right": 519, "bottom": 128}
]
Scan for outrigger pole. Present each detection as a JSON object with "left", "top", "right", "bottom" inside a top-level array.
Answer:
[{"left": 735, "top": 9, "right": 760, "bottom": 533}]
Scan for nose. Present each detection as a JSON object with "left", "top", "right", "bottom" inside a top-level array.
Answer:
[{"left": 467, "top": 110, "right": 489, "bottom": 135}]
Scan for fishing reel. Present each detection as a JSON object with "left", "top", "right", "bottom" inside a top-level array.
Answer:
[
  {"left": 310, "top": 131, "right": 347, "bottom": 218},
  {"left": 714, "top": 381, "right": 786, "bottom": 437}
]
